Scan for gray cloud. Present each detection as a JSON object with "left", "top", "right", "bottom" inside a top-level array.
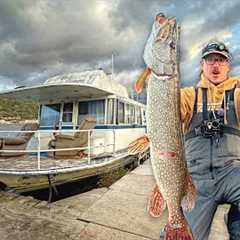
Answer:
[{"left": 0, "top": 0, "right": 239, "bottom": 89}]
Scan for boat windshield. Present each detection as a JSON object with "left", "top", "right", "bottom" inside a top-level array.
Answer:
[{"left": 40, "top": 104, "right": 61, "bottom": 128}]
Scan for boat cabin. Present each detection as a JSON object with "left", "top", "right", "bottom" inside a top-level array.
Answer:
[{"left": 0, "top": 70, "right": 147, "bottom": 156}]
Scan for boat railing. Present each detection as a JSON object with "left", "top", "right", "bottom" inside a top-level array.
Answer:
[{"left": 0, "top": 128, "right": 117, "bottom": 170}]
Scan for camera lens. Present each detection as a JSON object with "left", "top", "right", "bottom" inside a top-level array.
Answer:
[{"left": 212, "top": 120, "right": 219, "bottom": 128}]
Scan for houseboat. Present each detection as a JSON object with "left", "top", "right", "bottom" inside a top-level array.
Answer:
[{"left": 0, "top": 69, "right": 148, "bottom": 195}]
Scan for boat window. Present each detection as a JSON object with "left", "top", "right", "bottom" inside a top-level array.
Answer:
[
  {"left": 62, "top": 103, "right": 73, "bottom": 124},
  {"left": 117, "top": 101, "right": 124, "bottom": 124},
  {"left": 125, "top": 104, "right": 135, "bottom": 124},
  {"left": 136, "top": 106, "right": 142, "bottom": 125},
  {"left": 78, "top": 100, "right": 105, "bottom": 124},
  {"left": 40, "top": 104, "right": 61, "bottom": 127},
  {"left": 107, "top": 99, "right": 114, "bottom": 124}
]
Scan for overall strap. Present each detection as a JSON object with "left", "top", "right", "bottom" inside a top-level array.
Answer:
[
  {"left": 225, "top": 85, "right": 236, "bottom": 104},
  {"left": 202, "top": 88, "right": 208, "bottom": 120},
  {"left": 193, "top": 87, "right": 198, "bottom": 114},
  {"left": 185, "top": 86, "right": 240, "bottom": 140},
  {"left": 223, "top": 85, "right": 240, "bottom": 135},
  {"left": 185, "top": 87, "right": 207, "bottom": 141}
]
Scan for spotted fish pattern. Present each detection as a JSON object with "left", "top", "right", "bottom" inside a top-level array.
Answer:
[{"left": 144, "top": 16, "right": 196, "bottom": 239}]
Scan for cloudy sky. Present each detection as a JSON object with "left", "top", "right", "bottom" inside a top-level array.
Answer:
[{"left": 0, "top": 0, "right": 240, "bottom": 91}]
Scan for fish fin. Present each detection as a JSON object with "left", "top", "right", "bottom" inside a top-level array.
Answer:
[
  {"left": 163, "top": 222, "right": 194, "bottom": 240},
  {"left": 134, "top": 68, "right": 151, "bottom": 93},
  {"left": 147, "top": 184, "right": 166, "bottom": 218},
  {"left": 128, "top": 136, "right": 150, "bottom": 155},
  {"left": 181, "top": 175, "right": 196, "bottom": 212}
]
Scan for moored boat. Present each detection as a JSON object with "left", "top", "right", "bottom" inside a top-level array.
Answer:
[{"left": 0, "top": 69, "right": 149, "bottom": 193}]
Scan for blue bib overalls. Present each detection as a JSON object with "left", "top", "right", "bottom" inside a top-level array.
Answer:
[{"left": 184, "top": 86, "right": 240, "bottom": 240}]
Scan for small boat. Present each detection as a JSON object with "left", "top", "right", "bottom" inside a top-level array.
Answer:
[{"left": 0, "top": 70, "right": 148, "bottom": 194}]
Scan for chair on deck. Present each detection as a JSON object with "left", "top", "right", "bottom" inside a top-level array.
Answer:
[
  {"left": 0, "top": 122, "right": 39, "bottom": 157},
  {"left": 48, "top": 117, "right": 96, "bottom": 158}
]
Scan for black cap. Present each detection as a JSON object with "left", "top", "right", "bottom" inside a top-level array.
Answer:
[{"left": 202, "top": 41, "right": 231, "bottom": 60}]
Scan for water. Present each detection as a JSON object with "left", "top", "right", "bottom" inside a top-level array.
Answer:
[
  {"left": 21, "top": 163, "right": 134, "bottom": 203},
  {"left": 21, "top": 175, "right": 101, "bottom": 202}
]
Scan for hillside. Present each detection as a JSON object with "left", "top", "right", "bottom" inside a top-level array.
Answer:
[{"left": 0, "top": 97, "right": 38, "bottom": 121}]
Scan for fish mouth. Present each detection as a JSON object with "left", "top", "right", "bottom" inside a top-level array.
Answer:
[
  {"left": 155, "top": 17, "right": 176, "bottom": 42},
  {"left": 155, "top": 23, "right": 163, "bottom": 41}
]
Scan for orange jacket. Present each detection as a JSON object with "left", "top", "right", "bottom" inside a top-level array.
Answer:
[{"left": 181, "top": 74, "right": 240, "bottom": 133}]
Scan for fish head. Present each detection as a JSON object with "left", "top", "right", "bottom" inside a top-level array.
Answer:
[{"left": 143, "top": 15, "right": 179, "bottom": 76}]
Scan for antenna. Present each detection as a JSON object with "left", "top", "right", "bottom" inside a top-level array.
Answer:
[{"left": 111, "top": 53, "right": 114, "bottom": 81}]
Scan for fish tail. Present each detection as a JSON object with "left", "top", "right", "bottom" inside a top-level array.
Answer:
[
  {"left": 147, "top": 184, "right": 166, "bottom": 217},
  {"left": 181, "top": 175, "right": 196, "bottom": 211},
  {"left": 164, "top": 221, "right": 194, "bottom": 240},
  {"left": 128, "top": 136, "right": 150, "bottom": 155},
  {"left": 134, "top": 67, "right": 151, "bottom": 93}
]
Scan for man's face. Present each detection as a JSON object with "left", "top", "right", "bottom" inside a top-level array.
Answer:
[{"left": 201, "top": 53, "right": 230, "bottom": 85}]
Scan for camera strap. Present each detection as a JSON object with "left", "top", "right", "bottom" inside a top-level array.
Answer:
[{"left": 223, "top": 126, "right": 240, "bottom": 137}]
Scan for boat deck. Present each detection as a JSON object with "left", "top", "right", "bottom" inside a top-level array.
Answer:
[
  {"left": 0, "top": 150, "right": 129, "bottom": 173},
  {"left": 0, "top": 123, "right": 137, "bottom": 173}
]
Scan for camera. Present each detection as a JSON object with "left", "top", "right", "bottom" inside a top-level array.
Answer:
[
  {"left": 198, "top": 119, "right": 224, "bottom": 138},
  {"left": 195, "top": 110, "right": 224, "bottom": 138}
]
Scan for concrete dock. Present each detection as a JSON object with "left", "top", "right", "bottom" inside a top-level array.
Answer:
[{"left": 0, "top": 160, "right": 229, "bottom": 240}]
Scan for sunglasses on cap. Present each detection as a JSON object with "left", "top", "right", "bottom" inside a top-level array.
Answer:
[
  {"left": 204, "top": 42, "right": 228, "bottom": 52},
  {"left": 202, "top": 42, "right": 231, "bottom": 60}
]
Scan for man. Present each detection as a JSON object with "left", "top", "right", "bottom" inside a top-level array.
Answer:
[
  {"left": 181, "top": 41, "right": 240, "bottom": 239},
  {"left": 130, "top": 40, "right": 240, "bottom": 239}
]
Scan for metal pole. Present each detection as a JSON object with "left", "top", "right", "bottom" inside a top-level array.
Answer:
[
  {"left": 111, "top": 53, "right": 114, "bottom": 81},
  {"left": 113, "top": 129, "right": 116, "bottom": 156},
  {"left": 104, "top": 97, "right": 108, "bottom": 124},
  {"left": 88, "top": 130, "right": 91, "bottom": 164},
  {"left": 37, "top": 131, "right": 41, "bottom": 170}
]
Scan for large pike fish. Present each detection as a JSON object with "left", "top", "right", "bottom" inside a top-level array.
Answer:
[{"left": 129, "top": 14, "right": 196, "bottom": 239}]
